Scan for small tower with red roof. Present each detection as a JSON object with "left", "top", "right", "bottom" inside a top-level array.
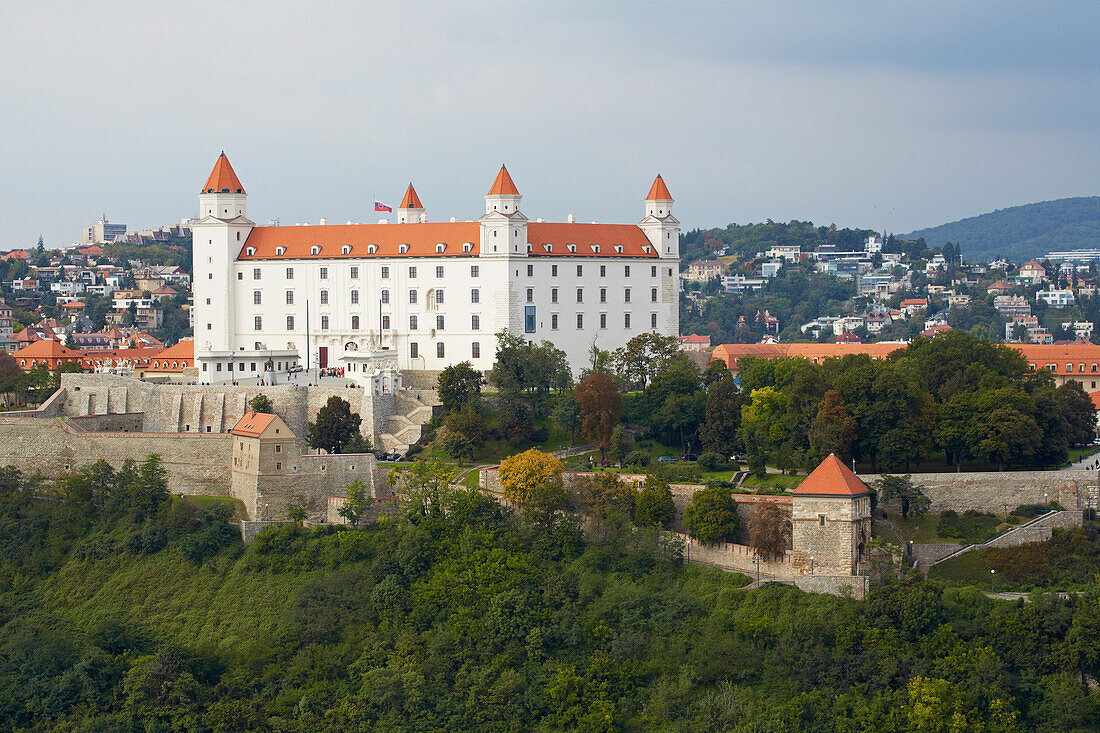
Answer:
[
  {"left": 396, "top": 183, "right": 425, "bottom": 224},
  {"left": 639, "top": 174, "right": 680, "bottom": 261},
  {"left": 479, "top": 165, "right": 528, "bottom": 259},
  {"left": 791, "top": 454, "right": 873, "bottom": 575}
]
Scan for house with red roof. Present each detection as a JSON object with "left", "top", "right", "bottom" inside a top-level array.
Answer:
[{"left": 791, "top": 455, "right": 872, "bottom": 575}]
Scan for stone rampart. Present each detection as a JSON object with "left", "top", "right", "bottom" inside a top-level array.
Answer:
[
  {"left": 0, "top": 415, "right": 231, "bottom": 496},
  {"left": 66, "top": 412, "right": 144, "bottom": 432},
  {"left": 792, "top": 574, "right": 868, "bottom": 599},
  {"left": 860, "top": 470, "right": 1094, "bottom": 512}
]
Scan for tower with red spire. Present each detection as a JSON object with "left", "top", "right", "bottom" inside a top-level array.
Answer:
[
  {"left": 396, "top": 183, "right": 425, "bottom": 224},
  {"left": 479, "top": 165, "right": 527, "bottom": 259}
]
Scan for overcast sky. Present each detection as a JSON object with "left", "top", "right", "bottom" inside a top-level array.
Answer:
[{"left": 3, "top": 1, "right": 1098, "bottom": 248}]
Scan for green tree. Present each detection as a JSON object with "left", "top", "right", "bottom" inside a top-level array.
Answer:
[
  {"left": 612, "top": 332, "right": 680, "bottom": 390},
  {"left": 500, "top": 398, "right": 536, "bottom": 444},
  {"left": 607, "top": 426, "right": 633, "bottom": 465},
  {"left": 874, "top": 474, "right": 930, "bottom": 519},
  {"left": 247, "top": 394, "right": 274, "bottom": 414},
  {"left": 808, "top": 390, "right": 857, "bottom": 463},
  {"left": 683, "top": 485, "right": 740, "bottom": 544},
  {"left": 1054, "top": 381, "right": 1095, "bottom": 447},
  {"left": 699, "top": 369, "right": 743, "bottom": 457},
  {"left": 634, "top": 475, "right": 675, "bottom": 528},
  {"left": 306, "top": 396, "right": 362, "bottom": 454},
  {"left": 653, "top": 391, "right": 705, "bottom": 457},
  {"left": 974, "top": 407, "right": 1041, "bottom": 471},
  {"left": 286, "top": 503, "right": 307, "bottom": 524},
  {"left": 748, "top": 502, "right": 790, "bottom": 560},
  {"left": 337, "top": 478, "right": 369, "bottom": 527},
  {"left": 391, "top": 455, "right": 458, "bottom": 518},
  {"left": 574, "top": 373, "right": 623, "bottom": 460},
  {"left": 437, "top": 361, "right": 482, "bottom": 414},
  {"left": 551, "top": 391, "right": 582, "bottom": 445}
]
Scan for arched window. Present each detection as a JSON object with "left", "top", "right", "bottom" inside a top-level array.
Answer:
[
  {"left": 351, "top": 315, "right": 360, "bottom": 330},
  {"left": 1067, "top": 363, "right": 1074, "bottom": 372}
]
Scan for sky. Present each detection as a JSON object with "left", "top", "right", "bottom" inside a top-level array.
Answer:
[{"left": 3, "top": 0, "right": 1099, "bottom": 249}]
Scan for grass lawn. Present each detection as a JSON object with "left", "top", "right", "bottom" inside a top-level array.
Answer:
[
  {"left": 739, "top": 474, "right": 802, "bottom": 492},
  {"left": 927, "top": 549, "right": 988, "bottom": 586},
  {"left": 1069, "top": 445, "right": 1100, "bottom": 464},
  {"left": 873, "top": 511, "right": 968, "bottom": 546},
  {"left": 176, "top": 495, "right": 247, "bottom": 521}
]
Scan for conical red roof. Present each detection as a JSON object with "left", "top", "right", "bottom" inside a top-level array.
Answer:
[
  {"left": 792, "top": 454, "right": 868, "bottom": 497},
  {"left": 400, "top": 183, "right": 423, "bottom": 209},
  {"left": 646, "top": 174, "right": 673, "bottom": 201},
  {"left": 487, "top": 165, "right": 520, "bottom": 196},
  {"left": 201, "top": 152, "right": 245, "bottom": 194}
]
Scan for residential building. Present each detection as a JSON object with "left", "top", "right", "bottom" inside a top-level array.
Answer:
[
  {"left": 722, "top": 275, "right": 765, "bottom": 293},
  {"left": 1017, "top": 259, "right": 1047, "bottom": 284},
  {"left": 682, "top": 259, "right": 723, "bottom": 281},
  {"left": 81, "top": 219, "right": 127, "bottom": 244},
  {"left": 994, "top": 295, "right": 1032, "bottom": 320},
  {"left": 1036, "top": 288, "right": 1075, "bottom": 308},
  {"left": 678, "top": 333, "right": 711, "bottom": 352},
  {"left": 765, "top": 244, "right": 801, "bottom": 262}
]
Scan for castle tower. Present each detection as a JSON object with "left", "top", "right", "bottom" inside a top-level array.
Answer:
[
  {"left": 192, "top": 153, "right": 255, "bottom": 377},
  {"left": 396, "top": 183, "right": 425, "bottom": 224},
  {"left": 479, "top": 165, "right": 528, "bottom": 258},
  {"left": 639, "top": 174, "right": 679, "bottom": 260},
  {"left": 790, "top": 454, "right": 872, "bottom": 575}
]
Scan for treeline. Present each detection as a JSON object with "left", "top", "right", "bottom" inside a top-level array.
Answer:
[
  {"left": 680, "top": 220, "right": 880, "bottom": 262},
  {"left": 734, "top": 330, "right": 1095, "bottom": 472},
  {"left": 1, "top": 460, "right": 1099, "bottom": 730}
]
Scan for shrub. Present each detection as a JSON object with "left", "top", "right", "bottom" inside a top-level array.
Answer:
[
  {"left": 683, "top": 486, "right": 740, "bottom": 544},
  {"left": 635, "top": 475, "right": 675, "bottom": 529},
  {"left": 697, "top": 452, "right": 728, "bottom": 472},
  {"left": 622, "top": 450, "right": 651, "bottom": 468},
  {"left": 654, "top": 463, "right": 703, "bottom": 484}
]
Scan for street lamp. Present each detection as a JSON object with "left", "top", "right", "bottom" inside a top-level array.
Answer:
[
  {"left": 810, "top": 556, "right": 814, "bottom": 575},
  {"left": 990, "top": 568, "right": 996, "bottom": 593},
  {"left": 754, "top": 556, "right": 761, "bottom": 586}
]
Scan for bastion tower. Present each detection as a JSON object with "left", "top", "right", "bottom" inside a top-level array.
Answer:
[{"left": 791, "top": 454, "right": 873, "bottom": 575}]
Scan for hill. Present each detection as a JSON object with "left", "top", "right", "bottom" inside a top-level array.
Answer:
[{"left": 903, "top": 197, "right": 1100, "bottom": 264}]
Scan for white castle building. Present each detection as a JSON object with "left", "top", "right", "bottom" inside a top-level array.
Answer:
[{"left": 191, "top": 154, "right": 680, "bottom": 382}]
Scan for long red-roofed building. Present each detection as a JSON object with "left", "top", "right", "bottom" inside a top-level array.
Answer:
[{"left": 190, "top": 154, "right": 680, "bottom": 381}]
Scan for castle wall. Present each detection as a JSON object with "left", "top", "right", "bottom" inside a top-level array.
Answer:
[
  {"left": 860, "top": 470, "right": 1094, "bottom": 512},
  {"left": 0, "top": 415, "right": 231, "bottom": 496}
]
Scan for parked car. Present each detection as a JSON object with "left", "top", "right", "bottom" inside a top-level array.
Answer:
[
  {"left": 657, "top": 456, "right": 678, "bottom": 463},
  {"left": 681, "top": 453, "right": 699, "bottom": 462},
  {"left": 376, "top": 450, "right": 403, "bottom": 462}
]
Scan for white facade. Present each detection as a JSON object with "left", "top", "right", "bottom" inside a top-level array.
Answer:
[{"left": 192, "top": 158, "right": 679, "bottom": 382}]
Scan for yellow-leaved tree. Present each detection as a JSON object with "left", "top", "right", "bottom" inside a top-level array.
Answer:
[{"left": 498, "top": 449, "right": 568, "bottom": 527}]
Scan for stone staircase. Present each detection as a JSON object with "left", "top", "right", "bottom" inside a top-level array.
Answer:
[
  {"left": 376, "top": 390, "right": 438, "bottom": 453},
  {"left": 923, "top": 510, "right": 1082, "bottom": 570}
]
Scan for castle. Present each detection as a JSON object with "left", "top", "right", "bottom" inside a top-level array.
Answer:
[{"left": 192, "top": 154, "right": 681, "bottom": 381}]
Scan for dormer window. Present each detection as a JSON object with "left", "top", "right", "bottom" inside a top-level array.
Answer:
[
  {"left": 643, "top": 245, "right": 652, "bottom": 254},
  {"left": 543, "top": 244, "right": 552, "bottom": 253},
  {"left": 462, "top": 242, "right": 473, "bottom": 253},
  {"left": 399, "top": 244, "right": 409, "bottom": 254},
  {"left": 436, "top": 243, "right": 446, "bottom": 254},
  {"left": 275, "top": 246, "right": 285, "bottom": 256},
  {"left": 614, "top": 245, "right": 623, "bottom": 254},
  {"left": 367, "top": 244, "right": 377, "bottom": 254},
  {"left": 310, "top": 245, "right": 321, "bottom": 255},
  {"left": 245, "top": 247, "right": 256, "bottom": 256},
  {"left": 568, "top": 244, "right": 577, "bottom": 253},
  {"left": 591, "top": 244, "right": 600, "bottom": 254},
  {"left": 526, "top": 244, "right": 532, "bottom": 253},
  {"left": 341, "top": 245, "right": 351, "bottom": 255}
]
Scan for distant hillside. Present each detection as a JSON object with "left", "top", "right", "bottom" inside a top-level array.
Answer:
[{"left": 903, "top": 197, "right": 1100, "bottom": 264}]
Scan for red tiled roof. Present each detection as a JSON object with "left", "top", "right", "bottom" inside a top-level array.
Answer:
[
  {"left": 13, "top": 339, "right": 83, "bottom": 360},
  {"left": 792, "top": 454, "right": 869, "bottom": 497},
  {"left": 399, "top": 184, "right": 423, "bottom": 209},
  {"left": 145, "top": 340, "right": 194, "bottom": 371},
  {"left": 230, "top": 412, "right": 278, "bottom": 438},
  {"left": 201, "top": 152, "right": 245, "bottom": 194},
  {"left": 646, "top": 174, "right": 673, "bottom": 201},
  {"left": 238, "top": 221, "right": 659, "bottom": 260},
  {"left": 487, "top": 165, "right": 520, "bottom": 196},
  {"left": 1090, "top": 392, "right": 1100, "bottom": 410},
  {"left": 679, "top": 333, "right": 711, "bottom": 344}
]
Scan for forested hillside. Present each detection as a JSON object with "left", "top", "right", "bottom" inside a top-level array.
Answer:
[
  {"left": 681, "top": 220, "right": 878, "bottom": 263},
  {"left": 904, "top": 197, "right": 1100, "bottom": 264},
  {"left": 2, "top": 458, "right": 1099, "bottom": 731}
]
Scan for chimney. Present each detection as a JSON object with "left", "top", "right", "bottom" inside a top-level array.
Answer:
[
  {"left": 567, "top": 214, "right": 576, "bottom": 223},
  {"left": 319, "top": 218, "right": 328, "bottom": 226}
]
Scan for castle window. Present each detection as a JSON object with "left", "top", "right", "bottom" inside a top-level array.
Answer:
[
  {"left": 526, "top": 244, "right": 532, "bottom": 253},
  {"left": 311, "top": 246, "right": 321, "bottom": 255},
  {"left": 527, "top": 288, "right": 533, "bottom": 303},
  {"left": 463, "top": 243, "right": 473, "bottom": 253},
  {"left": 399, "top": 244, "right": 409, "bottom": 254},
  {"left": 436, "top": 342, "right": 445, "bottom": 358},
  {"left": 410, "top": 315, "right": 418, "bottom": 330},
  {"left": 321, "top": 316, "right": 329, "bottom": 330},
  {"left": 410, "top": 342, "right": 419, "bottom": 358},
  {"left": 568, "top": 244, "right": 576, "bottom": 253},
  {"left": 435, "top": 289, "right": 444, "bottom": 304},
  {"left": 544, "top": 244, "right": 552, "bottom": 253},
  {"left": 1080, "top": 363, "right": 1086, "bottom": 373},
  {"left": 409, "top": 289, "right": 418, "bottom": 304},
  {"left": 471, "top": 314, "right": 480, "bottom": 330},
  {"left": 1093, "top": 363, "right": 1098, "bottom": 373},
  {"left": 341, "top": 245, "right": 351, "bottom": 255},
  {"left": 287, "top": 316, "right": 294, "bottom": 330},
  {"left": 470, "top": 265, "right": 479, "bottom": 278},
  {"left": 436, "top": 315, "right": 445, "bottom": 330},
  {"left": 350, "top": 266, "right": 359, "bottom": 279},
  {"left": 527, "top": 264, "right": 534, "bottom": 277},
  {"left": 551, "top": 314, "right": 558, "bottom": 330},
  {"left": 320, "top": 290, "right": 329, "bottom": 305},
  {"left": 436, "top": 265, "right": 444, "bottom": 278},
  {"left": 254, "top": 316, "right": 262, "bottom": 330},
  {"left": 577, "top": 314, "right": 584, "bottom": 329},
  {"left": 643, "top": 246, "right": 652, "bottom": 254},
  {"left": 819, "top": 515, "right": 827, "bottom": 527},
  {"left": 254, "top": 290, "right": 262, "bottom": 305},
  {"left": 253, "top": 268, "right": 261, "bottom": 280},
  {"left": 651, "top": 266, "right": 657, "bottom": 276},
  {"left": 246, "top": 247, "right": 256, "bottom": 256},
  {"left": 470, "top": 289, "right": 479, "bottom": 303},
  {"left": 551, "top": 265, "right": 558, "bottom": 277},
  {"left": 592, "top": 245, "right": 600, "bottom": 254},
  {"left": 551, "top": 288, "right": 558, "bottom": 303},
  {"left": 276, "top": 247, "right": 285, "bottom": 256},
  {"left": 1067, "top": 363, "right": 1073, "bottom": 372},
  {"left": 600, "top": 313, "right": 607, "bottom": 329},
  {"left": 286, "top": 267, "right": 294, "bottom": 279},
  {"left": 624, "top": 313, "right": 631, "bottom": 328},
  {"left": 382, "top": 315, "right": 390, "bottom": 329},
  {"left": 651, "top": 313, "right": 657, "bottom": 328},
  {"left": 577, "top": 264, "right": 583, "bottom": 276},
  {"left": 351, "top": 290, "right": 359, "bottom": 304},
  {"left": 286, "top": 290, "right": 294, "bottom": 304},
  {"left": 472, "top": 342, "right": 480, "bottom": 358},
  {"left": 275, "top": 444, "right": 281, "bottom": 453},
  {"left": 615, "top": 245, "right": 623, "bottom": 254},
  {"left": 319, "top": 267, "right": 328, "bottom": 279},
  {"left": 409, "top": 266, "right": 417, "bottom": 278},
  {"left": 651, "top": 287, "right": 658, "bottom": 302},
  {"left": 368, "top": 245, "right": 377, "bottom": 254},
  {"left": 577, "top": 288, "right": 584, "bottom": 303},
  {"left": 381, "top": 290, "right": 389, "bottom": 304},
  {"left": 276, "top": 462, "right": 282, "bottom": 470},
  {"left": 436, "top": 243, "right": 446, "bottom": 253},
  {"left": 624, "top": 288, "right": 631, "bottom": 303},
  {"left": 352, "top": 315, "right": 360, "bottom": 330}
]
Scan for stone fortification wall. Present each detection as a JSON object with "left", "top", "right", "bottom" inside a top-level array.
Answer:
[
  {"left": 982, "top": 510, "right": 1083, "bottom": 548},
  {"left": 792, "top": 574, "right": 868, "bottom": 599},
  {"left": 0, "top": 415, "right": 231, "bottom": 496},
  {"left": 58, "top": 373, "right": 385, "bottom": 444},
  {"left": 860, "top": 470, "right": 1094, "bottom": 512},
  {"left": 232, "top": 450, "right": 385, "bottom": 522},
  {"left": 67, "top": 413, "right": 144, "bottom": 432}
]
